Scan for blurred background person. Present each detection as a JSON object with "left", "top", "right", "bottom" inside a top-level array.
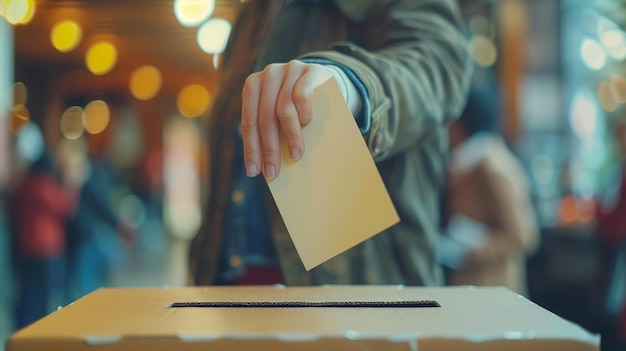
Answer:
[
  {"left": 438, "top": 87, "right": 539, "bottom": 296},
  {"left": 65, "top": 97, "right": 135, "bottom": 300},
  {"left": 7, "top": 146, "right": 77, "bottom": 329}
]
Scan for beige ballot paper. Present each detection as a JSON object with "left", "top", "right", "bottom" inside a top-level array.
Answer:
[{"left": 267, "top": 78, "right": 399, "bottom": 270}]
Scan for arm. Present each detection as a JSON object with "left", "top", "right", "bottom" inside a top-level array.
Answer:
[
  {"left": 303, "top": 0, "right": 472, "bottom": 160},
  {"left": 241, "top": 0, "right": 471, "bottom": 178}
]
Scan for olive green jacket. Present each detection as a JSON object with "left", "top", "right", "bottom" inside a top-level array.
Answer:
[{"left": 189, "top": 0, "right": 472, "bottom": 286}]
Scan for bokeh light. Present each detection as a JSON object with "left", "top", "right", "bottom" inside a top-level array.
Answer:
[
  {"left": 129, "top": 65, "right": 162, "bottom": 101},
  {"left": 16, "top": 121, "right": 44, "bottom": 163},
  {"left": 600, "top": 29, "right": 626, "bottom": 61},
  {"left": 597, "top": 81, "right": 618, "bottom": 112},
  {"left": 197, "top": 18, "right": 231, "bottom": 54},
  {"left": 569, "top": 92, "right": 598, "bottom": 140},
  {"left": 173, "top": 0, "right": 215, "bottom": 28},
  {"left": 83, "top": 99, "right": 110, "bottom": 134},
  {"left": 609, "top": 74, "right": 626, "bottom": 104},
  {"left": 177, "top": 84, "right": 211, "bottom": 118},
  {"left": 10, "top": 103, "right": 29, "bottom": 135},
  {"left": 4, "top": 0, "right": 35, "bottom": 25},
  {"left": 85, "top": 41, "right": 118, "bottom": 75},
  {"left": 12, "top": 81, "right": 26, "bottom": 105},
  {"left": 51, "top": 20, "right": 82, "bottom": 53},
  {"left": 468, "top": 35, "right": 497, "bottom": 67},
  {"left": 60, "top": 106, "right": 85, "bottom": 140},
  {"left": 580, "top": 38, "right": 606, "bottom": 71}
]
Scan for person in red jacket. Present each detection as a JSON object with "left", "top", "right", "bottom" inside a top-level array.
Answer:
[{"left": 9, "top": 150, "right": 77, "bottom": 329}]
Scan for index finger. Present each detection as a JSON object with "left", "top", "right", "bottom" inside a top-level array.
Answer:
[{"left": 241, "top": 73, "right": 262, "bottom": 177}]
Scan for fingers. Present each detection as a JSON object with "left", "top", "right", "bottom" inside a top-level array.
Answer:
[
  {"left": 241, "top": 74, "right": 263, "bottom": 177},
  {"left": 257, "top": 64, "right": 285, "bottom": 180},
  {"left": 293, "top": 64, "right": 332, "bottom": 127},
  {"left": 241, "top": 61, "right": 333, "bottom": 180},
  {"left": 277, "top": 62, "right": 308, "bottom": 162}
]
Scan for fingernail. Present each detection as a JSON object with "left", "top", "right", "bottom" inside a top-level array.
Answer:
[
  {"left": 246, "top": 162, "right": 258, "bottom": 177},
  {"left": 265, "top": 164, "right": 276, "bottom": 179},
  {"left": 290, "top": 147, "right": 302, "bottom": 160}
]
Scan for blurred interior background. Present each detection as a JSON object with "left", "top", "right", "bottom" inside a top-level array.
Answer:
[{"left": 1, "top": 0, "right": 626, "bottom": 350}]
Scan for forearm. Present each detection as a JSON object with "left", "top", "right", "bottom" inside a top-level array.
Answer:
[{"left": 303, "top": 0, "right": 471, "bottom": 160}]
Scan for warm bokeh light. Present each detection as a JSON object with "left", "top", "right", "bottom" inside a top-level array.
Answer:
[
  {"left": 83, "top": 100, "right": 110, "bottom": 134},
  {"left": 609, "top": 74, "right": 626, "bottom": 104},
  {"left": 129, "top": 65, "right": 163, "bottom": 101},
  {"left": 60, "top": 106, "right": 85, "bottom": 140},
  {"left": 51, "top": 20, "right": 83, "bottom": 53},
  {"left": 85, "top": 41, "right": 118, "bottom": 75},
  {"left": 468, "top": 35, "right": 497, "bottom": 67},
  {"left": 580, "top": 38, "right": 606, "bottom": 71},
  {"left": 598, "top": 81, "right": 618, "bottom": 112},
  {"left": 10, "top": 103, "right": 29, "bottom": 135},
  {"left": 558, "top": 195, "right": 580, "bottom": 227},
  {"left": 12, "top": 81, "right": 26, "bottom": 105},
  {"left": 173, "top": 0, "right": 215, "bottom": 27},
  {"left": 177, "top": 84, "right": 211, "bottom": 118},
  {"left": 4, "top": 0, "right": 35, "bottom": 25},
  {"left": 197, "top": 18, "right": 231, "bottom": 54}
]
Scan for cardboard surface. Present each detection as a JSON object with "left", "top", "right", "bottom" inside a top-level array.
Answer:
[
  {"left": 7, "top": 286, "right": 599, "bottom": 351},
  {"left": 266, "top": 79, "right": 399, "bottom": 270}
]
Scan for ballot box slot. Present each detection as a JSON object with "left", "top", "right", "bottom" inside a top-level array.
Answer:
[{"left": 167, "top": 301, "right": 440, "bottom": 308}]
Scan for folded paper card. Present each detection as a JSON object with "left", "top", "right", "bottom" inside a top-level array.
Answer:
[{"left": 267, "top": 78, "right": 399, "bottom": 270}]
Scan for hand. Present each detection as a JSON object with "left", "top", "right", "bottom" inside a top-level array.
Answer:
[{"left": 241, "top": 60, "right": 332, "bottom": 179}]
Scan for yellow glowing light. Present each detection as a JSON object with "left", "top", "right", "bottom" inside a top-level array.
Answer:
[
  {"left": 468, "top": 35, "right": 497, "bottom": 67},
  {"left": 197, "top": 18, "right": 231, "bottom": 54},
  {"left": 51, "top": 20, "right": 82, "bottom": 53},
  {"left": 173, "top": 0, "right": 215, "bottom": 28},
  {"left": 19, "top": 0, "right": 33, "bottom": 24},
  {"left": 177, "top": 84, "right": 211, "bottom": 118},
  {"left": 10, "top": 104, "right": 29, "bottom": 135},
  {"left": 12, "top": 82, "right": 27, "bottom": 106},
  {"left": 83, "top": 100, "right": 110, "bottom": 135},
  {"left": 60, "top": 106, "right": 85, "bottom": 140},
  {"left": 85, "top": 41, "right": 118, "bottom": 76},
  {"left": 5, "top": 0, "right": 34, "bottom": 25},
  {"left": 129, "top": 65, "right": 163, "bottom": 101}
]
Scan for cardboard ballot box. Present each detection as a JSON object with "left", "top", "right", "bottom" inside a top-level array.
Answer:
[{"left": 7, "top": 285, "right": 599, "bottom": 351}]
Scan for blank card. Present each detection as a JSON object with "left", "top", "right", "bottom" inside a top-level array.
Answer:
[{"left": 266, "top": 78, "right": 399, "bottom": 270}]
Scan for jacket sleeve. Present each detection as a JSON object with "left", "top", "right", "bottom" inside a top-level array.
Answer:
[{"left": 302, "top": 0, "right": 472, "bottom": 161}]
